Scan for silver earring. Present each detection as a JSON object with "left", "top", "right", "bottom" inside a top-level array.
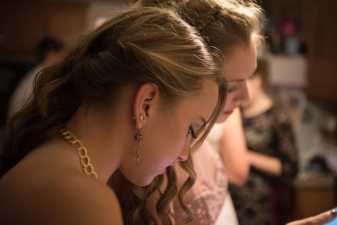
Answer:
[{"left": 132, "top": 114, "right": 145, "bottom": 121}]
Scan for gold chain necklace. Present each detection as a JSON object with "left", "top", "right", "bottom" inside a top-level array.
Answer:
[{"left": 59, "top": 128, "right": 98, "bottom": 179}]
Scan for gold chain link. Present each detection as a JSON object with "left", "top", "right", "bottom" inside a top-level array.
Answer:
[{"left": 59, "top": 128, "right": 98, "bottom": 179}]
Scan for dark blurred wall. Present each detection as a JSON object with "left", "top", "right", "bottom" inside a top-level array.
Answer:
[{"left": 0, "top": 0, "right": 90, "bottom": 56}]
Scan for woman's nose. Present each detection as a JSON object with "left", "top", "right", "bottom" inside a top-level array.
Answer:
[{"left": 178, "top": 146, "right": 190, "bottom": 162}]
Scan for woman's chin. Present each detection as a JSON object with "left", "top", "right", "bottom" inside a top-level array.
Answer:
[
  {"left": 132, "top": 175, "right": 157, "bottom": 187},
  {"left": 141, "top": 171, "right": 166, "bottom": 187},
  {"left": 124, "top": 168, "right": 167, "bottom": 187},
  {"left": 132, "top": 178, "right": 151, "bottom": 187}
]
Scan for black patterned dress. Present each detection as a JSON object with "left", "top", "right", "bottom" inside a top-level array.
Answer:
[{"left": 229, "top": 105, "right": 298, "bottom": 225}]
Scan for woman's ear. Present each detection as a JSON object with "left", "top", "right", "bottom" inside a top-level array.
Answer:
[{"left": 133, "top": 83, "right": 159, "bottom": 129}]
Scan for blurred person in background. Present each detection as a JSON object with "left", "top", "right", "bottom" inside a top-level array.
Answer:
[
  {"left": 8, "top": 36, "right": 65, "bottom": 118},
  {"left": 230, "top": 57, "right": 299, "bottom": 225}
]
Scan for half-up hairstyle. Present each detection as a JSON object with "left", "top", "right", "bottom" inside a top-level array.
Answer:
[
  {"left": 0, "top": 7, "right": 227, "bottom": 225},
  {"left": 117, "top": 0, "right": 264, "bottom": 224}
]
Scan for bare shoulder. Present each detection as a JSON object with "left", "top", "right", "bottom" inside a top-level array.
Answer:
[
  {"left": 0, "top": 172, "right": 123, "bottom": 225},
  {"left": 55, "top": 176, "right": 124, "bottom": 225}
]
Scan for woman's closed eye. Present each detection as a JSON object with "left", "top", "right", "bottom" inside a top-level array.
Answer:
[
  {"left": 227, "top": 82, "right": 240, "bottom": 93},
  {"left": 187, "top": 125, "right": 197, "bottom": 139},
  {"left": 187, "top": 120, "right": 206, "bottom": 140},
  {"left": 226, "top": 79, "right": 246, "bottom": 93}
]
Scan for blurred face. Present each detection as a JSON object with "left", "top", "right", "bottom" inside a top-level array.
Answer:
[
  {"left": 45, "top": 49, "right": 66, "bottom": 66},
  {"left": 120, "top": 81, "right": 219, "bottom": 186},
  {"left": 241, "top": 73, "right": 263, "bottom": 109},
  {"left": 216, "top": 42, "right": 257, "bottom": 123}
]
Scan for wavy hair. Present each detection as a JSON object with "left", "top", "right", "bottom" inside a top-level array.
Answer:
[
  {"left": 111, "top": 1, "right": 264, "bottom": 224},
  {"left": 0, "top": 7, "right": 227, "bottom": 225}
]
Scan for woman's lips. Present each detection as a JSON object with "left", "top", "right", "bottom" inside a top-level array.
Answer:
[{"left": 224, "top": 110, "right": 233, "bottom": 115}]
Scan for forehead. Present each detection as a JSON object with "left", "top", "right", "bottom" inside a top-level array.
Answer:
[
  {"left": 179, "top": 80, "right": 219, "bottom": 120},
  {"left": 222, "top": 43, "right": 257, "bottom": 81}
]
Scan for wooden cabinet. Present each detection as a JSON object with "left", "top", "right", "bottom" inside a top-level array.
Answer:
[
  {"left": 261, "top": 0, "right": 337, "bottom": 108},
  {"left": 294, "top": 174, "right": 336, "bottom": 219}
]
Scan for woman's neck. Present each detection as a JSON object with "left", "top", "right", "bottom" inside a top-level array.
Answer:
[{"left": 66, "top": 107, "right": 128, "bottom": 183}]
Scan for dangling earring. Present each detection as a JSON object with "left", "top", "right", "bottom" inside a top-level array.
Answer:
[
  {"left": 134, "top": 128, "right": 143, "bottom": 163},
  {"left": 133, "top": 114, "right": 145, "bottom": 163}
]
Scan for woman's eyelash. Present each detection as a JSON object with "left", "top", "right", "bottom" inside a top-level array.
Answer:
[
  {"left": 227, "top": 83, "right": 238, "bottom": 92},
  {"left": 188, "top": 126, "right": 197, "bottom": 139}
]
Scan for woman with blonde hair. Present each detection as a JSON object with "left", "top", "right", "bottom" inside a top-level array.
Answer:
[
  {"left": 0, "top": 7, "right": 226, "bottom": 225},
  {"left": 111, "top": 0, "right": 262, "bottom": 224}
]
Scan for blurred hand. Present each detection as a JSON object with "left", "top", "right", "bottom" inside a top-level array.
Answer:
[{"left": 287, "top": 208, "right": 337, "bottom": 225}]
